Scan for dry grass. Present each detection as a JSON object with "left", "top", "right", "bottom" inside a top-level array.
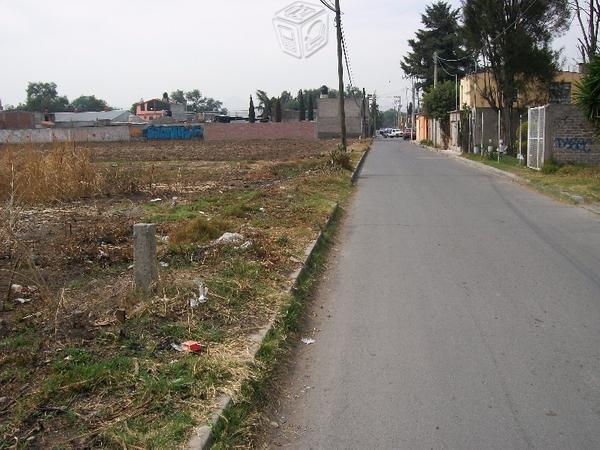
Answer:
[
  {"left": 0, "top": 139, "right": 370, "bottom": 448},
  {"left": 0, "top": 142, "right": 101, "bottom": 203},
  {"left": 0, "top": 142, "right": 159, "bottom": 204}
]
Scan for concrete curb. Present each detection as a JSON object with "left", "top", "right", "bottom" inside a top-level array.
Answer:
[
  {"left": 351, "top": 149, "right": 370, "bottom": 184},
  {"left": 412, "top": 142, "right": 600, "bottom": 216}
]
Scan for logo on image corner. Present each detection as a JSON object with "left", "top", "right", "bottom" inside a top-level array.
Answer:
[{"left": 273, "top": 1, "right": 330, "bottom": 59}]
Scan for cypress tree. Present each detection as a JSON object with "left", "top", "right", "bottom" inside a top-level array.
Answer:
[
  {"left": 249, "top": 95, "right": 256, "bottom": 123},
  {"left": 275, "top": 98, "right": 282, "bottom": 122},
  {"left": 298, "top": 90, "right": 306, "bottom": 121},
  {"left": 307, "top": 94, "right": 314, "bottom": 121}
]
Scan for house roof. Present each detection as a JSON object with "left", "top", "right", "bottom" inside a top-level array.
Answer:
[{"left": 53, "top": 110, "right": 130, "bottom": 123}]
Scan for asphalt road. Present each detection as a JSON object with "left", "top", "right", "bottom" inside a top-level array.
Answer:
[{"left": 267, "top": 139, "right": 600, "bottom": 449}]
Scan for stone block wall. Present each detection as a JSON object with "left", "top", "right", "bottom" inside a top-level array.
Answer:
[{"left": 546, "top": 104, "right": 600, "bottom": 165}]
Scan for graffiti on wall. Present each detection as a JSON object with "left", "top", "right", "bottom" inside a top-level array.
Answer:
[
  {"left": 143, "top": 125, "right": 203, "bottom": 140},
  {"left": 554, "top": 137, "right": 595, "bottom": 152}
]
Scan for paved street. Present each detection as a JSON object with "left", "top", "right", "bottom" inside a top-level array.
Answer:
[{"left": 268, "top": 138, "right": 600, "bottom": 449}]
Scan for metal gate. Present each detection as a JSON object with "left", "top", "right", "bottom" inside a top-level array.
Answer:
[{"left": 527, "top": 106, "right": 546, "bottom": 170}]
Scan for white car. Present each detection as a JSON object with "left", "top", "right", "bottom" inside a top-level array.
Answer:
[{"left": 388, "top": 129, "right": 403, "bottom": 138}]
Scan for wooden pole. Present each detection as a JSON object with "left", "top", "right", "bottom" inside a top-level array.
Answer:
[{"left": 335, "top": 0, "right": 347, "bottom": 150}]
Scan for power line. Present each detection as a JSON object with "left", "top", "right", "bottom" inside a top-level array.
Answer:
[{"left": 319, "top": 0, "right": 337, "bottom": 13}]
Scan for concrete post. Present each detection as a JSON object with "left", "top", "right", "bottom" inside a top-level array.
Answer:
[{"left": 133, "top": 223, "right": 158, "bottom": 293}]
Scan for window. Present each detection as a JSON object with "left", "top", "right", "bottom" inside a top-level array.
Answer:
[{"left": 549, "top": 82, "right": 572, "bottom": 104}]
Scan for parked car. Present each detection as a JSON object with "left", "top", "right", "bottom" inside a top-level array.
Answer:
[
  {"left": 389, "top": 129, "right": 403, "bottom": 138},
  {"left": 403, "top": 128, "right": 415, "bottom": 140}
]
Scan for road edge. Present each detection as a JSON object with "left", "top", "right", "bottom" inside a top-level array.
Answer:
[
  {"left": 412, "top": 142, "right": 600, "bottom": 216},
  {"left": 351, "top": 148, "right": 370, "bottom": 184}
]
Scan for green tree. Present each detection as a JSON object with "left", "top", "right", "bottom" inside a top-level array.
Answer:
[
  {"left": 463, "top": 0, "right": 570, "bottom": 152},
  {"left": 345, "top": 85, "right": 363, "bottom": 97},
  {"left": 249, "top": 95, "right": 256, "bottom": 123},
  {"left": 575, "top": 55, "right": 600, "bottom": 129},
  {"left": 401, "top": 2, "right": 470, "bottom": 89},
  {"left": 170, "top": 90, "right": 186, "bottom": 104},
  {"left": 382, "top": 109, "right": 399, "bottom": 128},
  {"left": 70, "top": 95, "right": 110, "bottom": 112},
  {"left": 298, "top": 90, "right": 306, "bottom": 121},
  {"left": 24, "top": 82, "right": 70, "bottom": 112},
  {"left": 184, "top": 89, "right": 226, "bottom": 113},
  {"left": 279, "top": 90, "right": 299, "bottom": 110},
  {"left": 307, "top": 94, "right": 314, "bottom": 121},
  {"left": 422, "top": 80, "right": 456, "bottom": 146},
  {"left": 370, "top": 95, "right": 380, "bottom": 135}
]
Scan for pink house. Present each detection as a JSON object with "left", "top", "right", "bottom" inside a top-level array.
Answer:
[
  {"left": 136, "top": 98, "right": 188, "bottom": 122},
  {"left": 136, "top": 98, "right": 170, "bottom": 121}
]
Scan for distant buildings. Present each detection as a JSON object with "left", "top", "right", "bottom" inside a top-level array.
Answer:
[
  {"left": 135, "top": 99, "right": 187, "bottom": 122},
  {"left": 52, "top": 110, "right": 136, "bottom": 128},
  {"left": 459, "top": 70, "right": 583, "bottom": 110}
]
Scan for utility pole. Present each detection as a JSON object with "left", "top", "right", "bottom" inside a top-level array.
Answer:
[
  {"left": 411, "top": 80, "right": 416, "bottom": 138},
  {"left": 393, "top": 95, "right": 402, "bottom": 128},
  {"left": 335, "top": 0, "right": 347, "bottom": 150},
  {"left": 433, "top": 50, "right": 438, "bottom": 89}
]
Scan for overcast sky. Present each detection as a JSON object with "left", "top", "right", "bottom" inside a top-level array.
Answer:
[{"left": 0, "top": 0, "right": 581, "bottom": 113}]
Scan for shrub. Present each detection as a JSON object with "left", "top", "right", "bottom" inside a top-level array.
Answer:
[
  {"left": 329, "top": 145, "right": 353, "bottom": 171},
  {"left": 420, "top": 139, "right": 434, "bottom": 147},
  {"left": 542, "top": 158, "right": 562, "bottom": 174}
]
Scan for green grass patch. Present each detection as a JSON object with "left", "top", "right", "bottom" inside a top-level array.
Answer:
[
  {"left": 463, "top": 153, "right": 600, "bottom": 203},
  {"left": 170, "top": 217, "right": 231, "bottom": 246}
]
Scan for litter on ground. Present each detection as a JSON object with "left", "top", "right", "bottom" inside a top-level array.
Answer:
[{"left": 214, "top": 232, "right": 244, "bottom": 245}]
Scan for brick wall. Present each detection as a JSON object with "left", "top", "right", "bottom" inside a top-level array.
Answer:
[
  {"left": 546, "top": 104, "right": 600, "bottom": 165},
  {"left": 203, "top": 122, "right": 316, "bottom": 141}
]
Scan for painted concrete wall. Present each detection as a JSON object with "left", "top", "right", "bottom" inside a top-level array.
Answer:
[
  {"left": 0, "top": 122, "right": 318, "bottom": 144},
  {"left": 144, "top": 125, "right": 203, "bottom": 140},
  {"left": 0, "top": 126, "right": 132, "bottom": 144},
  {"left": 317, "top": 98, "right": 365, "bottom": 138}
]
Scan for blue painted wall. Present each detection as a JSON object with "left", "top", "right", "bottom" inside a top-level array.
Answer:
[{"left": 144, "top": 125, "right": 203, "bottom": 140}]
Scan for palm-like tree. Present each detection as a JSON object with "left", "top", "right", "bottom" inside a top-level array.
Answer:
[
  {"left": 576, "top": 56, "right": 600, "bottom": 127},
  {"left": 256, "top": 90, "right": 272, "bottom": 119}
]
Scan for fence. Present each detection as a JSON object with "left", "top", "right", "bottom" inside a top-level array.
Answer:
[{"left": 527, "top": 106, "right": 546, "bottom": 170}]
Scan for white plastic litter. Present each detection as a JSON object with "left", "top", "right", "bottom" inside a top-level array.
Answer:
[
  {"left": 15, "top": 298, "right": 31, "bottom": 304},
  {"left": 301, "top": 337, "right": 316, "bottom": 345},
  {"left": 190, "top": 278, "right": 208, "bottom": 308},
  {"left": 150, "top": 198, "right": 162, "bottom": 203},
  {"left": 159, "top": 261, "right": 169, "bottom": 268},
  {"left": 215, "top": 232, "right": 244, "bottom": 245},
  {"left": 10, "top": 284, "right": 23, "bottom": 293},
  {"left": 239, "top": 241, "right": 253, "bottom": 251}
]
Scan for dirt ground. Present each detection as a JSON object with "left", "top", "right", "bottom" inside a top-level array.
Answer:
[{"left": 0, "top": 138, "right": 365, "bottom": 448}]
